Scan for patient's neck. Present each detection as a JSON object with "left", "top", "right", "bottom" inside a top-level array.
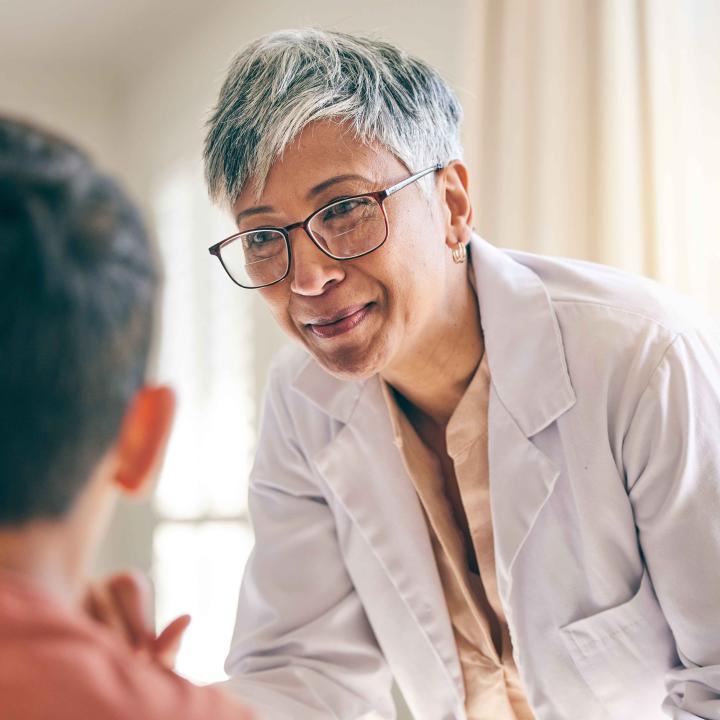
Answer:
[
  {"left": 0, "top": 522, "right": 79, "bottom": 605},
  {"left": 0, "top": 472, "right": 114, "bottom": 607}
]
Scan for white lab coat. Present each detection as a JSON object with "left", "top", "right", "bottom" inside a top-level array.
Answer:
[{"left": 223, "top": 236, "right": 720, "bottom": 720}]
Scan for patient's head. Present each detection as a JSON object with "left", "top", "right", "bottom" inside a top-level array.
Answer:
[{"left": 0, "top": 117, "right": 164, "bottom": 528}]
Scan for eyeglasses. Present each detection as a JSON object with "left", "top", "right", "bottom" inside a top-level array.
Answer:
[{"left": 208, "top": 163, "right": 443, "bottom": 289}]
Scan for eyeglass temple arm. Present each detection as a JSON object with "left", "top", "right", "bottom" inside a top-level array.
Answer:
[{"left": 383, "top": 162, "right": 444, "bottom": 198}]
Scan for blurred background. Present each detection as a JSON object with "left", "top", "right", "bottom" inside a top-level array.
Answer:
[{"left": 1, "top": 0, "right": 719, "bottom": 713}]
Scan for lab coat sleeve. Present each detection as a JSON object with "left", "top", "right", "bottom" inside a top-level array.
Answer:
[
  {"left": 220, "top": 364, "right": 395, "bottom": 720},
  {"left": 623, "top": 330, "right": 720, "bottom": 719}
]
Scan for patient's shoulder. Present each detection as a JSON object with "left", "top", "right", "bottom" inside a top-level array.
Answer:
[{"left": 0, "top": 574, "right": 249, "bottom": 720}]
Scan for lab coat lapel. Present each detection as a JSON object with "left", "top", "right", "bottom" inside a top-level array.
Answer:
[
  {"left": 470, "top": 236, "right": 576, "bottom": 599},
  {"left": 293, "top": 360, "right": 465, "bottom": 710},
  {"left": 487, "top": 390, "right": 562, "bottom": 602}
]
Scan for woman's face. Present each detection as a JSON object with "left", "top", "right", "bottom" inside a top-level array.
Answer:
[{"left": 232, "top": 120, "right": 468, "bottom": 380}]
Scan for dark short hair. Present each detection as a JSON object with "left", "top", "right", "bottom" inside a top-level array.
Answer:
[{"left": 0, "top": 116, "right": 157, "bottom": 525}]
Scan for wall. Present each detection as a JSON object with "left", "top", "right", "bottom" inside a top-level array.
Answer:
[{"left": 0, "top": 60, "right": 125, "bottom": 176}]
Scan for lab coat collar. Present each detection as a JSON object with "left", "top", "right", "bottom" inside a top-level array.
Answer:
[
  {"left": 291, "top": 357, "right": 364, "bottom": 424},
  {"left": 292, "top": 235, "right": 576, "bottom": 436},
  {"left": 470, "top": 235, "right": 576, "bottom": 437}
]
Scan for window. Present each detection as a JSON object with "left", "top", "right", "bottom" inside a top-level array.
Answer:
[{"left": 151, "top": 161, "right": 255, "bottom": 684}]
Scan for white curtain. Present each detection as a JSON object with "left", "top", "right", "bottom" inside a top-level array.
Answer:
[{"left": 462, "top": 0, "right": 720, "bottom": 315}]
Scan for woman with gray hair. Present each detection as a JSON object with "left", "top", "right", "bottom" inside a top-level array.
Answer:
[{"left": 204, "top": 29, "right": 720, "bottom": 720}]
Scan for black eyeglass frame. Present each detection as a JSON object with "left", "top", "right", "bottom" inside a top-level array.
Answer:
[{"left": 208, "top": 162, "right": 444, "bottom": 289}]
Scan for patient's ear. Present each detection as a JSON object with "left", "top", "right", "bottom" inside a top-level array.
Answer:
[{"left": 113, "top": 386, "right": 175, "bottom": 497}]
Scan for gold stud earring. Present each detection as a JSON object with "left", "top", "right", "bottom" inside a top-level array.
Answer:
[{"left": 452, "top": 242, "right": 467, "bottom": 264}]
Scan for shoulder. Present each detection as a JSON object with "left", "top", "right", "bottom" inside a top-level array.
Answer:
[
  {"left": 506, "top": 249, "right": 705, "bottom": 339},
  {"left": 507, "top": 250, "right": 718, "bottom": 380},
  {"left": 0, "top": 616, "right": 245, "bottom": 720},
  {"left": 504, "top": 249, "right": 720, "bottom": 414}
]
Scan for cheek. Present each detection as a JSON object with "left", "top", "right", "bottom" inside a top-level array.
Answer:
[
  {"left": 382, "top": 211, "right": 447, "bottom": 335},
  {"left": 373, "top": 254, "right": 435, "bottom": 349},
  {"left": 388, "top": 196, "right": 446, "bottom": 265}
]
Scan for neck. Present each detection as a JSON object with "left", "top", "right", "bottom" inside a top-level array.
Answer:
[
  {"left": 0, "top": 471, "right": 114, "bottom": 607},
  {"left": 0, "top": 523, "right": 80, "bottom": 605},
  {"left": 382, "top": 263, "right": 484, "bottom": 427}
]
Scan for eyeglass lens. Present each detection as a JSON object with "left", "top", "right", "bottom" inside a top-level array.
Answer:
[{"left": 220, "top": 195, "right": 387, "bottom": 288}]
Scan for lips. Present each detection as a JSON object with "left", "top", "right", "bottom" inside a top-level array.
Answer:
[{"left": 306, "top": 303, "right": 373, "bottom": 339}]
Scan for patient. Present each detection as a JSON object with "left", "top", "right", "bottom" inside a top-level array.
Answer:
[{"left": 0, "top": 117, "right": 252, "bottom": 720}]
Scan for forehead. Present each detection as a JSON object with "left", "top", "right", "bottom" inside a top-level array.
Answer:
[{"left": 233, "top": 120, "right": 405, "bottom": 213}]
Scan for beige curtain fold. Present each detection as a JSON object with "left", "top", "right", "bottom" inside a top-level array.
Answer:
[{"left": 461, "top": 0, "right": 720, "bottom": 315}]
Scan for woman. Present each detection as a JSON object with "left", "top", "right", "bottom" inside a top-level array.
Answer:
[{"left": 203, "top": 30, "right": 720, "bottom": 720}]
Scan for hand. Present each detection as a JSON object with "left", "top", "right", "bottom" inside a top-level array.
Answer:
[{"left": 84, "top": 570, "right": 191, "bottom": 670}]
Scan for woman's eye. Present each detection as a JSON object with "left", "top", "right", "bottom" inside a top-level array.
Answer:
[
  {"left": 323, "top": 199, "right": 361, "bottom": 220},
  {"left": 248, "top": 231, "right": 277, "bottom": 245}
]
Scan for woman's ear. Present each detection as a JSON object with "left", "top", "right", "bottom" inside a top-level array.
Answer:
[
  {"left": 441, "top": 160, "right": 474, "bottom": 250},
  {"left": 112, "top": 386, "right": 175, "bottom": 498}
]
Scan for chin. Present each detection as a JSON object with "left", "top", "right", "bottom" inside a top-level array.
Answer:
[{"left": 308, "top": 332, "right": 393, "bottom": 382}]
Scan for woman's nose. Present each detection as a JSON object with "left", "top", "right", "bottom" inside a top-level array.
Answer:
[{"left": 289, "top": 228, "right": 345, "bottom": 296}]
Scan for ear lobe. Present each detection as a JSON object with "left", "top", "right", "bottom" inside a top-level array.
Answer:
[{"left": 113, "top": 386, "right": 175, "bottom": 497}]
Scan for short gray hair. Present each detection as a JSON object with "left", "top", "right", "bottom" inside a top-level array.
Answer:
[{"left": 204, "top": 28, "right": 463, "bottom": 206}]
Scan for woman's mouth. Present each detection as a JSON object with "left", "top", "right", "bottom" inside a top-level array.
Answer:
[{"left": 307, "top": 303, "right": 373, "bottom": 339}]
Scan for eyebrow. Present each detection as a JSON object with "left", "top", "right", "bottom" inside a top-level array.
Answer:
[
  {"left": 306, "top": 174, "right": 372, "bottom": 199},
  {"left": 235, "top": 174, "right": 374, "bottom": 225}
]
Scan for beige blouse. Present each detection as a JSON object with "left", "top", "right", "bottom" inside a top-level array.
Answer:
[{"left": 382, "top": 353, "right": 534, "bottom": 720}]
